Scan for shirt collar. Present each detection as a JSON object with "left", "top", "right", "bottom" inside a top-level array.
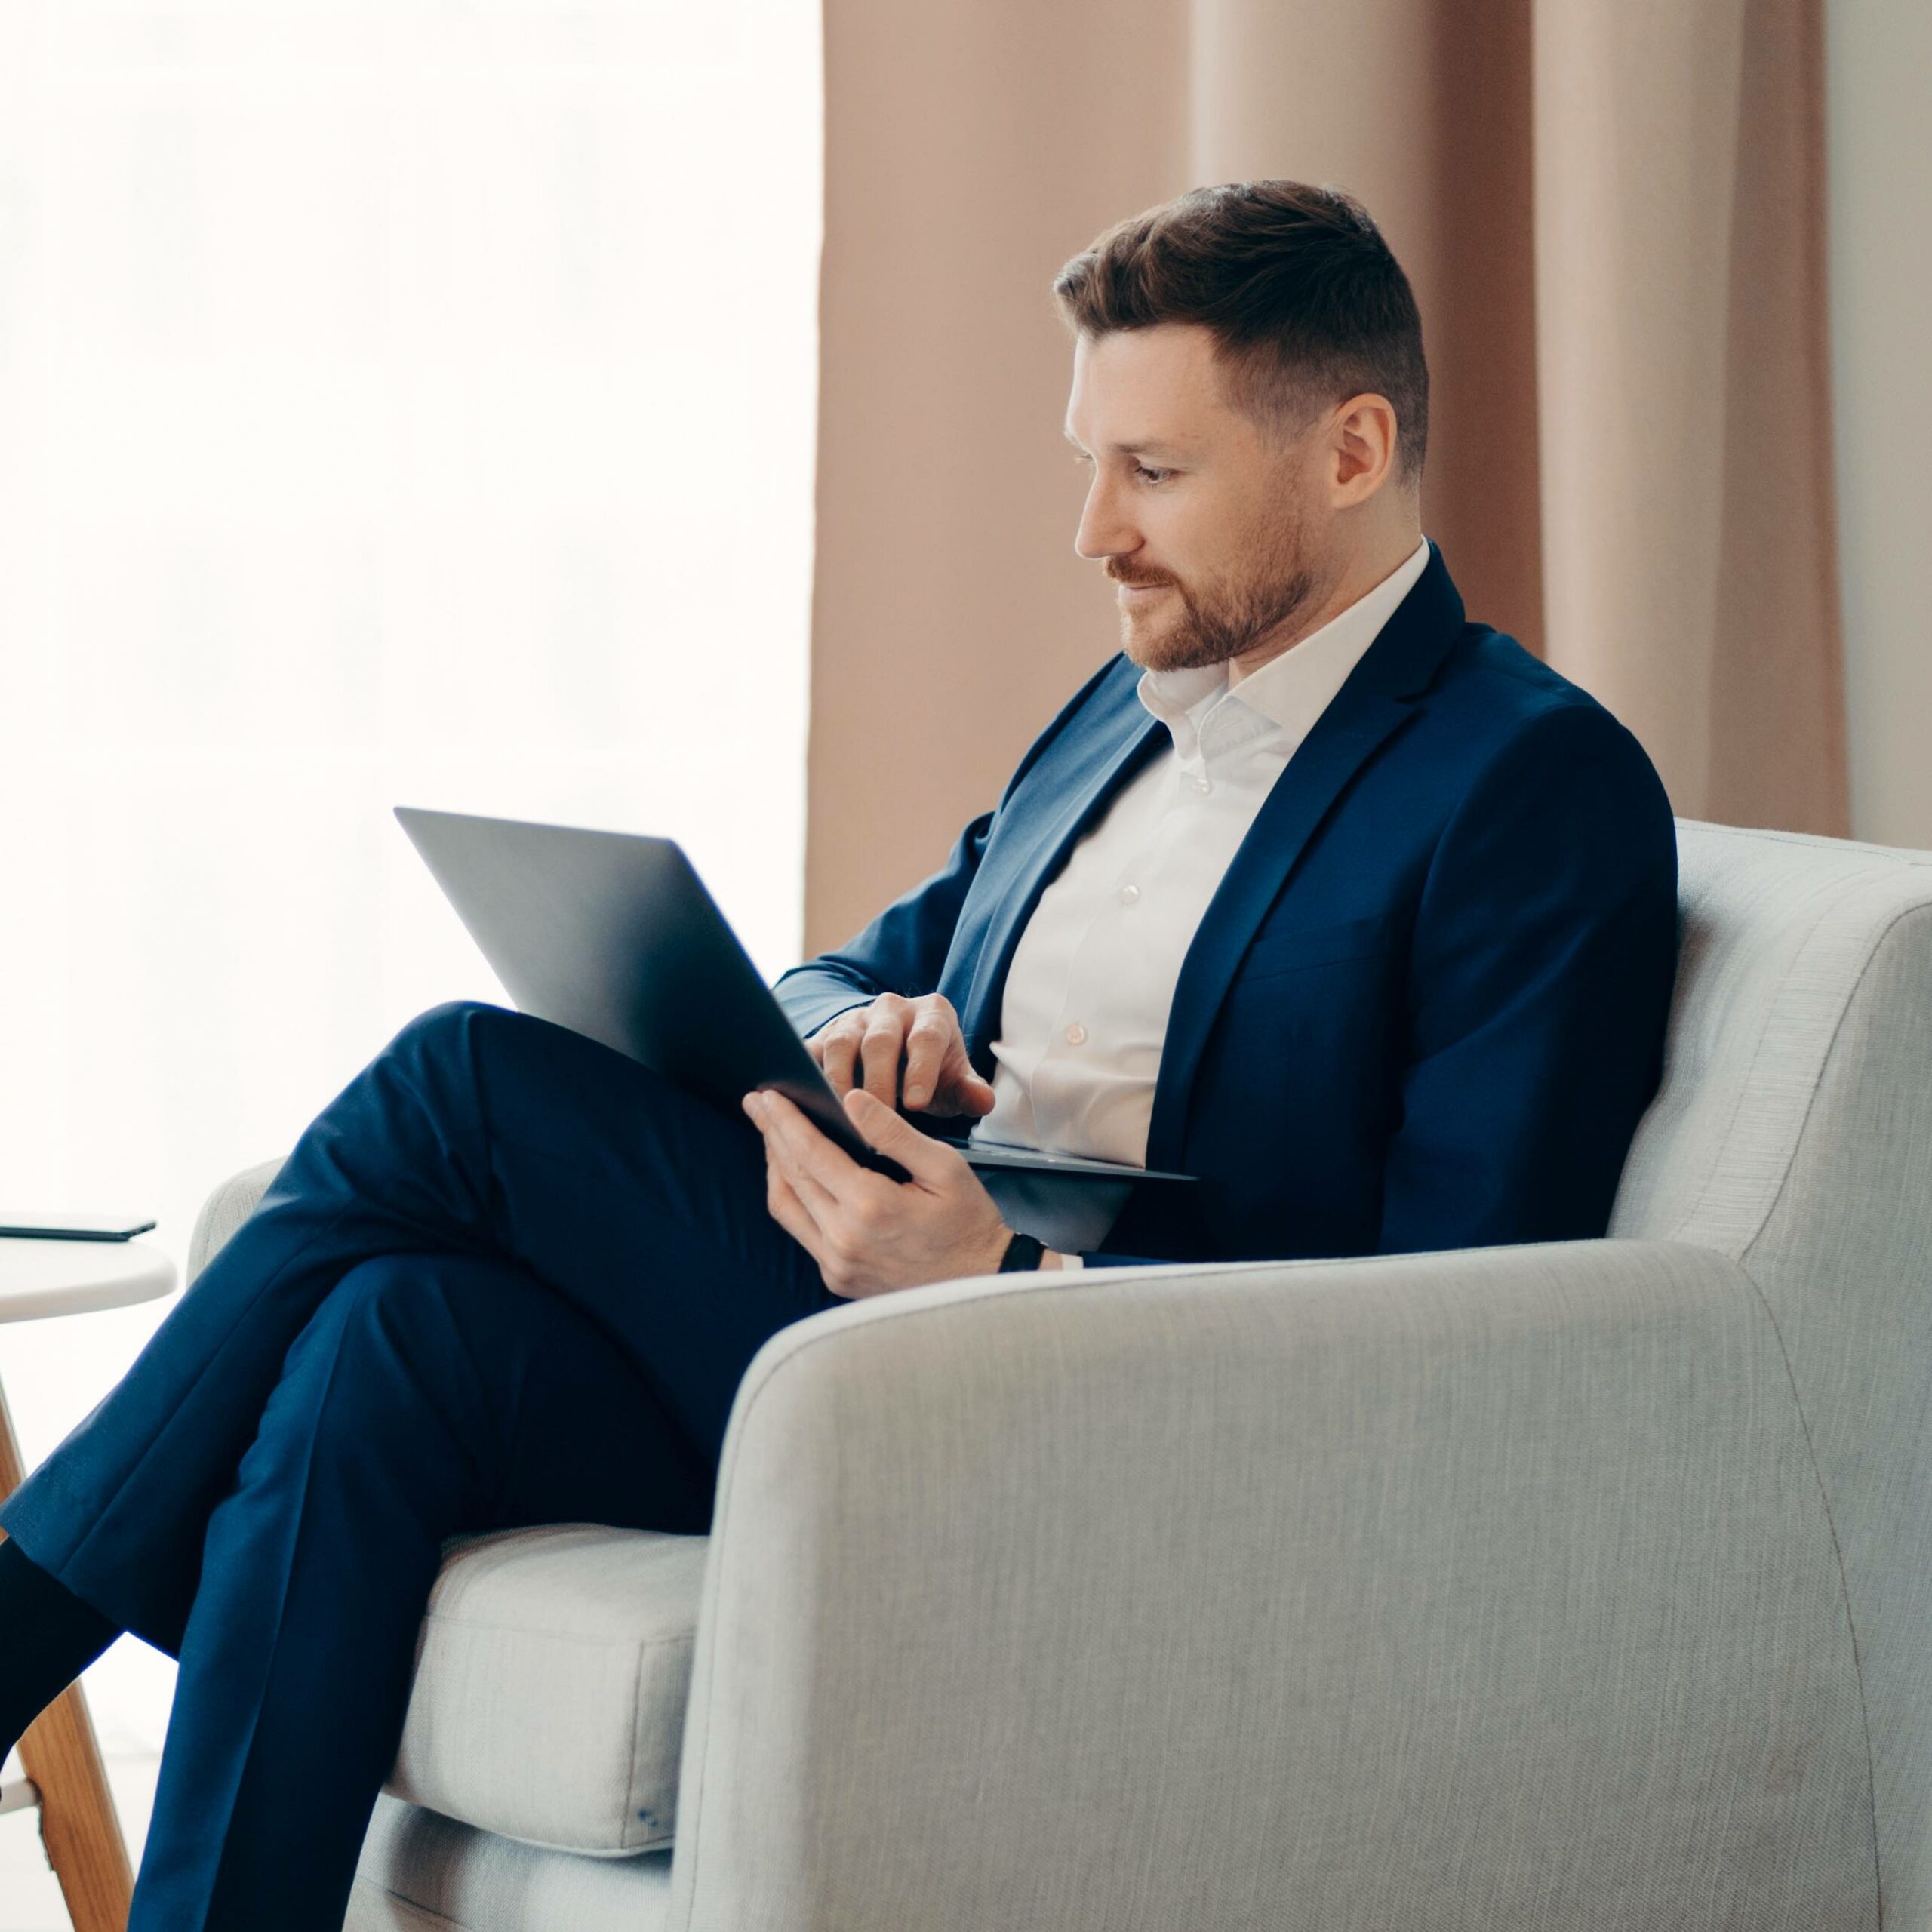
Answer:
[{"left": 1135, "top": 535, "right": 1432, "bottom": 753}]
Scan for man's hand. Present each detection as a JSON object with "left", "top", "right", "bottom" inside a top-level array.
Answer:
[
  {"left": 742, "top": 1082, "right": 1015, "bottom": 1298},
  {"left": 808, "top": 992, "right": 996, "bottom": 1118}
]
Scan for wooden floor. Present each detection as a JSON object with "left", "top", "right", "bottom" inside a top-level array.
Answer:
[{"left": 0, "top": 1755, "right": 155, "bottom": 1931}]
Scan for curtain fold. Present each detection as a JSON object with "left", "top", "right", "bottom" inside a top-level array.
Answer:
[
  {"left": 808, "top": 0, "right": 1846, "bottom": 951},
  {"left": 1532, "top": 0, "right": 1846, "bottom": 835}
]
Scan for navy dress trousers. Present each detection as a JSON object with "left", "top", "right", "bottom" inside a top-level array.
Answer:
[{"left": 0, "top": 1001, "right": 841, "bottom": 1929}]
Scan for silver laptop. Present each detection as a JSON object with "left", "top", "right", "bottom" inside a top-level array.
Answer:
[{"left": 394, "top": 806, "right": 1192, "bottom": 1192}]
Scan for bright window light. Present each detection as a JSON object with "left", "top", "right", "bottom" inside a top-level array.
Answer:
[{"left": 0, "top": 0, "right": 823, "bottom": 1754}]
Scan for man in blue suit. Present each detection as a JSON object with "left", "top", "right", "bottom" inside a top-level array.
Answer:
[{"left": 0, "top": 180, "right": 1675, "bottom": 1927}]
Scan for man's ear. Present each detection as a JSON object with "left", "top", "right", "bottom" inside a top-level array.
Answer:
[{"left": 1327, "top": 392, "right": 1399, "bottom": 507}]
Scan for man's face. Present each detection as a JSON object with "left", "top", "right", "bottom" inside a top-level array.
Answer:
[{"left": 1063, "top": 322, "right": 1343, "bottom": 674}]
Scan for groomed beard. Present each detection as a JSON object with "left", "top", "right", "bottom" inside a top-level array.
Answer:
[{"left": 1115, "top": 499, "right": 1340, "bottom": 674}]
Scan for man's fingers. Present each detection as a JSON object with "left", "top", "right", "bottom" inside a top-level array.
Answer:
[
  {"left": 843, "top": 1088, "right": 968, "bottom": 1189},
  {"left": 759, "top": 1091, "right": 894, "bottom": 1210},
  {"left": 758, "top": 1109, "right": 843, "bottom": 1216},
  {"left": 807, "top": 997, "right": 992, "bottom": 1115},
  {"left": 817, "top": 1026, "right": 859, "bottom": 1098},
  {"left": 764, "top": 1158, "right": 823, "bottom": 1250},
  {"left": 857, "top": 1017, "right": 907, "bottom": 1106},
  {"left": 944, "top": 1039, "right": 996, "bottom": 1114},
  {"left": 764, "top": 1161, "right": 854, "bottom": 1299},
  {"left": 912, "top": 1041, "right": 995, "bottom": 1118},
  {"left": 777, "top": 1140, "right": 841, "bottom": 1217},
  {"left": 900, "top": 1013, "right": 954, "bottom": 1109},
  {"left": 744, "top": 1091, "right": 841, "bottom": 1216}
]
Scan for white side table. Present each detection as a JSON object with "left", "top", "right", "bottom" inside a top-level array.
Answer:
[{"left": 0, "top": 1237, "right": 174, "bottom": 1932}]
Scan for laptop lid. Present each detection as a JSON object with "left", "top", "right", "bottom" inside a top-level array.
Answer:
[{"left": 392, "top": 806, "right": 1190, "bottom": 1189}]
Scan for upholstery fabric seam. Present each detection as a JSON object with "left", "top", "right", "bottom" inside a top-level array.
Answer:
[
  {"left": 354, "top": 1872, "right": 463, "bottom": 1930},
  {"left": 1737, "top": 1259, "right": 1884, "bottom": 1927},
  {"left": 1688, "top": 826, "right": 1928, "bottom": 865},
  {"left": 625, "top": 1623, "right": 648, "bottom": 1849},
  {"left": 418, "top": 1609, "right": 695, "bottom": 1648},
  {"left": 1667, "top": 881, "right": 1928, "bottom": 1252},
  {"left": 1733, "top": 898, "right": 1932, "bottom": 1260}
]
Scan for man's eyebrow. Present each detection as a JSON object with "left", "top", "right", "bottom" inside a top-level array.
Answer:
[{"left": 1062, "top": 425, "right": 1193, "bottom": 459}]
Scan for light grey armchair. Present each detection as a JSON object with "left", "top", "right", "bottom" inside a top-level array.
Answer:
[{"left": 183, "top": 818, "right": 1931, "bottom": 1931}]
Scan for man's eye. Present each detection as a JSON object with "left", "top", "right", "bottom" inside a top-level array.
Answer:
[{"left": 1067, "top": 454, "right": 1174, "bottom": 485}]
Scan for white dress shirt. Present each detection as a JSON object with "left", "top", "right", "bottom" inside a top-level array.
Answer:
[{"left": 969, "top": 536, "right": 1432, "bottom": 1263}]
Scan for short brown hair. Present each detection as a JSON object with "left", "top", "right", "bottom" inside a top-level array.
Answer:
[{"left": 1052, "top": 180, "right": 1429, "bottom": 488}]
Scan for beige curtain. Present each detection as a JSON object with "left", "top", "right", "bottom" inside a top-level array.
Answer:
[{"left": 806, "top": 0, "right": 1844, "bottom": 952}]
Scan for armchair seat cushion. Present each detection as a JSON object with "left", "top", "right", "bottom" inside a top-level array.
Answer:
[{"left": 384, "top": 1523, "right": 710, "bottom": 1857}]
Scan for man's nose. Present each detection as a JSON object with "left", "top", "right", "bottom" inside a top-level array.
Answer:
[{"left": 1073, "top": 478, "right": 1138, "bottom": 561}]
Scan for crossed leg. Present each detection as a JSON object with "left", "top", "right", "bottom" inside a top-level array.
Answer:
[
  {"left": 0, "top": 1001, "right": 840, "bottom": 1928},
  {"left": 0, "top": 999, "right": 833, "bottom": 1651},
  {"left": 129, "top": 1248, "right": 716, "bottom": 1931}
]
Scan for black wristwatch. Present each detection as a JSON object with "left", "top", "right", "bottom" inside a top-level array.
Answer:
[{"left": 998, "top": 1230, "right": 1048, "bottom": 1272}]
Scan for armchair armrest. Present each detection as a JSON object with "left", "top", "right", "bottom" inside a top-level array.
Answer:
[
  {"left": 669, "top": 1239, "right": 1878, "bottom": 1931},
  {"left": 188, "top": 1157, "right": 288, "bottom": 1284}
]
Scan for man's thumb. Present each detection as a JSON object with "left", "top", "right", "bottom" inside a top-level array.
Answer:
[{"left": 845, "top": 1085, "right": 911, "bottom": 1142}]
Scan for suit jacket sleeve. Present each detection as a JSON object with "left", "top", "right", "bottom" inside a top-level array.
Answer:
[
  {"left": 770, "top": 804, "right": 999, "bottom": 1043},
  {"left": 1374, "top": 701, "right": 1679, "bottom": 1254}
]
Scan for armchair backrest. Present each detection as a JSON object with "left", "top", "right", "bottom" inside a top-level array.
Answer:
[
  {"left": 1611, "top": 817, "right": 1932, "bottom": 1256},
  {"left": 1611, "top": 815, "right": 1932, "bottom": 1913}
]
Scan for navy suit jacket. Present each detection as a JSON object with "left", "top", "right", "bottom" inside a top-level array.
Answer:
[{"left": 773, "top": 540, "right": 1680, "bottom": 1269}]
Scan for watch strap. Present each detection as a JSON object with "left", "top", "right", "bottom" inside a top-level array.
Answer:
[{"left": 997, "top": 1230, "right": 1048, "bottom": 1272}]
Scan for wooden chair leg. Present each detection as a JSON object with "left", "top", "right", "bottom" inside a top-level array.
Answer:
[
  {"left": 0, "top": 1371, "right": 134, "bottom": 1932},
  {"left": 17, "top": 1688, "right": 134, "bottom": 1932}
]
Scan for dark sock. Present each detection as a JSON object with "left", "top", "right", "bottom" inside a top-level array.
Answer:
[{"left": 0, "top": 1533, "right": 121, "bottom": 1762}]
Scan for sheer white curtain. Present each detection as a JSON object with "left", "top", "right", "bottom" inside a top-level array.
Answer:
[{"left": 0, "top": 2, "right": 821, "bottom": 1752}]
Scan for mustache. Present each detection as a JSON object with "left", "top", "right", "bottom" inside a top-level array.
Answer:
[{"left": 1106, "top": 568, "right": 1177, "bottom": 589}]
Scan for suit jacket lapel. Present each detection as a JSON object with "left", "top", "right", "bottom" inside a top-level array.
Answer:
[
  {"left": 960, "top": 692, "right": 1164, "bottom": 1067},
  {"left": 960, "top": 540, "right": 1469, "bottom": 1147},
  {"left": 1142, "top": 540, "right": 1469, "bottom": 1170}
]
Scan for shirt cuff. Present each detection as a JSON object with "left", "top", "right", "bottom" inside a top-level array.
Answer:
[{"left": 1056, "top": 1251, "right": 1085, "bottom": 1271}]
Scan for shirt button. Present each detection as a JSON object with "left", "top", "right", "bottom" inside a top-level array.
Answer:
[
  {"left": 1064, "top": 1022, "right": 1087, "bottom": 1045},
  {"left": 1118, "top": 883, "right": 1140, "bottom": 904},
  {"left": 1192, "top": 774, "right": 1211, "bottom": 794}
]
